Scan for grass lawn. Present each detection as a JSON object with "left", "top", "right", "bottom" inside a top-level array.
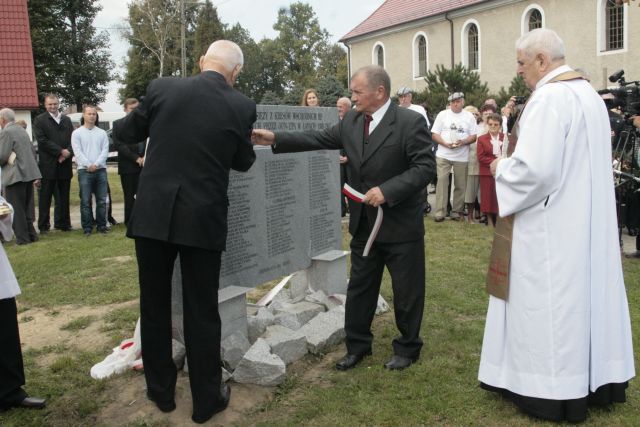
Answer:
[{"left": 1, "top": 219, "right": 638, "bottom": 426}]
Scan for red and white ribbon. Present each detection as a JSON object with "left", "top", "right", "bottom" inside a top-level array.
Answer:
[{"left": 342, "top": 183, "right": 383, "bottom": 257}]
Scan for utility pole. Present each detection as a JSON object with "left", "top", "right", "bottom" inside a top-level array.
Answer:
[{"left": 181, "top": 0, "right": 186, "bottom": 77}]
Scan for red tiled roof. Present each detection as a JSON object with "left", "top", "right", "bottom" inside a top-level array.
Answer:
[
  {"left": 0, "top": 0, "right": 39, "bottom": 109},
  {"left": 341, "top": 0, "right": 487, "bottom": 41}
]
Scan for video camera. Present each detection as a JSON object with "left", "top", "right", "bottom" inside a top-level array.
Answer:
[{"left": 598, "top": 69, "right": 640, "bottom": 119}]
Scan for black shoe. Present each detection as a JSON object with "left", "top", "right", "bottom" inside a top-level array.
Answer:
[
  {"left": 1, "top": 396, "right": 47, "bottom": 411},
  {"left": 38, "top": 229, "right": 49, "bottom": 234},
  {"left": 191, "top": 383, "right": 230, "bottom": 424},
  {"left": 384, "top": 355, "right": 418, "bottom": 370},
  {"left": 56, "top": 227, "right": 73, "bottom": 232},
  {"left": 147, "top": 392, "right": 176, "bottom": 413},
  {"left": 625, "top": 251, "right": 640, "bottom": 259},
  {"left": 97, "top": 227, "right": 110, "bottom": 234},
  {"left": 108, "top": 217, "right": 118, "bottom": 226},
  {"left": 84, "top": 230, "right": 92, "bottom": 237},
  {"left": 335, "top": 351, "right": 371, "bottom": 371}
]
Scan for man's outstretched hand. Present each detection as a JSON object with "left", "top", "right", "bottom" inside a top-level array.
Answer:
[{"left": 252, "top": 129, "right": 275, "bottom": 146}]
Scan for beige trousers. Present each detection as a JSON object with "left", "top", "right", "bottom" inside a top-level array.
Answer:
[{"left": 435, "top": 157, "right": 468, "bottom": 219}]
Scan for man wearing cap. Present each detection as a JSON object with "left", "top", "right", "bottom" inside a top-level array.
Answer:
[
  {"left": 397, "top": 87, "right": 430, "bottom": 127},
  {"left": 430, "top": 92, "right": 478, "bottom": 221}
]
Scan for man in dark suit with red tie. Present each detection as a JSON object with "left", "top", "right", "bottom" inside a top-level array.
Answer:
[
  {"left": 252, "top": 65, "right": 435, "bottom": 371},
  {"left": 113, "top": 40, "right": 256, "bottom": 424}
]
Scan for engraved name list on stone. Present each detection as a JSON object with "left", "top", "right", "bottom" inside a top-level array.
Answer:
[
  {"left": 308, "top": 153, "right": 339, "bottom": 255},
  {"left": 220, "top": 173, "right": 258, "bottom": 277},
  {"left": 264, "top": 157, "right": 299, "bottom": 257}
]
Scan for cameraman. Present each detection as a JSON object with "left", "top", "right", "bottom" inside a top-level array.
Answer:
[{"left": 625, "top": 115, "right": 640, "bottom": 258}]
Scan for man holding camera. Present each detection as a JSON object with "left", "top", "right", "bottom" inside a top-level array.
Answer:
[{"left": 625, "top": 115, "right": 640, "bottom": 258}]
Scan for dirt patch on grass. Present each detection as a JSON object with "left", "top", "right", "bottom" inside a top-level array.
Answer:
[
  {"left": 18, "top": 300, "right": 138, "bottom": 356},
  {"left": 97, "top": 372, "right": 275, "bottom": 426},
  {"left": 95, "top": 351, "right": 347, "bottom": 426}
]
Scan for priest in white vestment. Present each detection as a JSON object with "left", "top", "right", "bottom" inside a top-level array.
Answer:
[
  {"left": 478, "top": 28, "right": 635, "bottom": 422},
  {"left": 0, "top": 176, "right": 47, "bottom": 411}
]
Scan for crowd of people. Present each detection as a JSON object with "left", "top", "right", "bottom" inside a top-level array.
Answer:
[{"left": 0, "top": 28, "right": 636, "bottom": 424}]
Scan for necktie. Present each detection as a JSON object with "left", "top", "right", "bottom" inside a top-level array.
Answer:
[
  {"left": 362, "top": 114, "right": 373, "bottom": 153},
  {"left": 364, "top": 114, "right": 373, "bottom": 142}
]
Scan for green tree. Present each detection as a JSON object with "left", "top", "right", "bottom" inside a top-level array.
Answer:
[
  {"left": 315, "top": 75, "right": 347, "bottom": 107},
  {"left": 318, "top": 44, "right": 349, "bottom": 88},
  {"left": 28, "top": 0, "right": 113, "bottom": 111},
  {"left": 118, "top": 41, "right": 159, "bottom": 100},
  {"left": 260, "top": 90, "right": 283, "bottom": 105},
  {"left": 272, "top": 2, "right": 330, "bottom": 90},
  {"left": 416, "top": 63, "right": 490, "bottom": 113},
  {"left": 253, "top": 38, "right": 287, "bottom": 102},
  {"left": 495, "top": 75, "right": 531, "bottom": 107},
  {"left": 120, "top": 0, "right": 199, "bottom": 100},
  {"left": 190, "top": 0, "right": 225, "bottom": 75}
]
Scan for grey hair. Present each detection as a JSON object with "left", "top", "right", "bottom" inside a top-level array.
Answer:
[
  {"left": 337, "top": 97, "right": 352, "bottom": 107},
  {"left": 205, "top": 40, "right": 243, "bottom": 72},
  {"left": 516, "top": 28, "right": 565, "bottom": 62},
  {"left": 352, "top": 65, "right": 391, "bottom": 96},
  {"left": 0, "top": 108, "right": 16, "bottom": 122}
]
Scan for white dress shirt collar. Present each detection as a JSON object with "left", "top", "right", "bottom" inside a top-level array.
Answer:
[{"left": 368, "top": 98, "right": 391, "bottom": 134}]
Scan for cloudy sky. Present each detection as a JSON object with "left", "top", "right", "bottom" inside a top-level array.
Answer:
[{"left": 94, "top": 0, "right": 385, "bottom": 110}]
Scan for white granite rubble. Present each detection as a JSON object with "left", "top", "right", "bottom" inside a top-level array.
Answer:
[
  {"left": 232, "top": 339, "right": 286, "bottom": 386},
  {"left": 289, "top": 270, "right": 310, "bottom": 302},
  {"left": 262, "top": 325, "right": 308, "bottom": 365},
  {"left": 247, "top": 306, "right": 275, "bottom": 343},
  {"left": 221, "top": 331, "right": 251, "bottom": 370},
  {"left": 273, "top": 301, "right": 325, "bottom": 330},
  {"left": 172, "top": 339, "right": 186, "bottom": 369},
  {"left": 376, "top": 294, "right": 390, "bottom": 315},
  {"left": 299, "top": 305, "right": 346, "bottom": 355}
]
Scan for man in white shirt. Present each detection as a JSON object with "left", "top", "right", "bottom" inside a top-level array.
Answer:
[
  {"left": 430, "top": 92, "right": 477, "bottom": 221},
  {"left": 396, "top": 87, "right": 430, "bottom": 127},
  {"left": 71, "top": 105, "right": 110, "bottom": 235},
  {"left": 479, "top": 28, "right": 635, "bottom": 422}
]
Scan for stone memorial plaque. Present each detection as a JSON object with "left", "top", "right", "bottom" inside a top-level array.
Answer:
[{"left": 220, "top": 105, "right": 342, "bottom": 289}]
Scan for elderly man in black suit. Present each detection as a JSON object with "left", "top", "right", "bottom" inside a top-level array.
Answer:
[
  {"left": 113, "top": 98, "right": 145, "bottom": 226},
  {"left": 253, "top": 65, "right": 435, "bottom": 371},
  {"left": 113, "top": 40, "right": 256, "bottom": 424}
]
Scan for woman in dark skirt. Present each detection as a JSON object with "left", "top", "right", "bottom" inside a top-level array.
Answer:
[{"left": 476, "top": 113, "right": 504, "bottom": 226}]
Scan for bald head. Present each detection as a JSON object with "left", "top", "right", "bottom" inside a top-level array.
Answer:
[{"left": 199, "top": 40, "right": 244, "bottom": 86}]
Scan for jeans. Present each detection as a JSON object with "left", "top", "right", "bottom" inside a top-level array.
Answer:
[{"left": 78, "top": 168, "right": 108, "bottom": 232}]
